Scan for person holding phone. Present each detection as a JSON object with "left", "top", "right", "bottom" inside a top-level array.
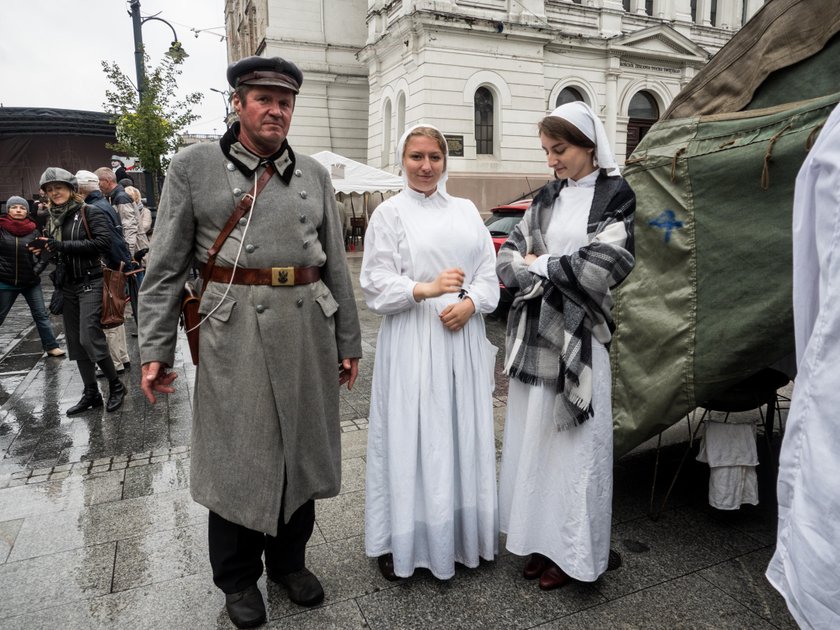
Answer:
[
  {"left": 29, "top": 168, "right": 126, "bottom": 415},
  {"left": 360, "top": 123, "right": 500, "bottom": 582}
]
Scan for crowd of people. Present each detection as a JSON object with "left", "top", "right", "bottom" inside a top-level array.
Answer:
[
  {"left": 1, "top": 160, "right": 152, "bottom": 415},
  {"left": 5, "top": 51, "right": 832, "bottom": 630}
]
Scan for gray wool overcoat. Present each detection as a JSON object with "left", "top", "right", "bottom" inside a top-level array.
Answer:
[{"left": 138, "top": 139, "right": 362, "bottom": 535}]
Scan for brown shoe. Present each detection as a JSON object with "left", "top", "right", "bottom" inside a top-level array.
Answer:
[
  {"left": 522, "top": 553, "right": 550, "bottom": 580},
  {"left": 539, "top": 564, "right": 571, "bottom": 591},
  {"left": 377, "top": 554, "right": 400, "bottom": 581}
]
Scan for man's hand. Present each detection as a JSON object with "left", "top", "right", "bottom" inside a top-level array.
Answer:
[
  {"left": 523, "top": 253, "right": 538, "bottom": 265},
  {"left": 339, "top": 357, "right": 359, "bottom": 390},
  {"left": 440, "top": 297, "right": 475, "bottom": 332},
  {"left": 141, "top": 361, "right": 178, "bottom": 404}
]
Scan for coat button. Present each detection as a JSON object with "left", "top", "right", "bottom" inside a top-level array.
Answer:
[
  {"left": 295, "top": 169, "right": 302, "bottom": 177},
  {"left": 239, "top": 218, "right": 247, "bottom": 226},
  {"left": 256, "top": 304, "right": 266, "bottom": 313},
  {"left": 245, "top": 244, "right": 255, "bottom": 253},
  {"left": 302, "top": 240, "right": 309, "bottom": 249},
  {"left": 299, "top": 215, "right": 306, "bottom": 223},
  {"left": 296, "top": 298, "right": 303, "bottom": 307},
  {"left": 226, "top": 163, "right": 235, "bottom": 171},
  {"left": 300, "top": 191, "right": 308, "bottom": 199},
  {"left": 233, "top": 188, "right": 243, "bottom": 196}
]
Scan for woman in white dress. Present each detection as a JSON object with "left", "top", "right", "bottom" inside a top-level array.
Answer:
[
  {"left": 360, "top": 124, "right": 500, "bottom": 580},
  {"left": 496, "top": 102, "right": 635, "bottom": 590}
]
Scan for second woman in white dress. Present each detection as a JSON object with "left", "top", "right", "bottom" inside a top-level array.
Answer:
[
  {"left": 361, "top": 124, "right": 500, "bottom": 580},
  {"left": 497, "top": 102, "right": 635, "bottom": 591}
]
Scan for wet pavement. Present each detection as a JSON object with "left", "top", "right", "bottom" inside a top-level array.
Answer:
[{"left": 0, "top": 255, "right": 796, "bottom": 629}]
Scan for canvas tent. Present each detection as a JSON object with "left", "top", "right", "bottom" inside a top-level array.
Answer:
[
  {"left": 310, "top": 150, "right": 402, "bottom": 222},
  {"left": 611, "top": 0, "right": 840, "bottom": 457}
]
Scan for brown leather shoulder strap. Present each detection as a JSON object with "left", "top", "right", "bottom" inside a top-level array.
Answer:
[
  {"left": 80, "top": 204, "right": 93, "bottom": 240},
  {"left": 200, "top": 162, "right": 276, "bottom": 293}
]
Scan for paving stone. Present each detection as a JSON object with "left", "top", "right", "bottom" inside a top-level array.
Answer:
[
  {"left": 316, "top": 490, "right": 364, "bottom": 542},
  {"left": 542, "top": 573, "right": 776, "bottom": 630},
  {"left": 122, "top": 459, "right": 190, "bottom": 500},
  {"left": 357, "top": 551, "right": 604, "bottom": 630},
  {"left": 7, "top": 488, "right": 206, "bottom": 562},
  {"left": 0, "top": 519, "right": 23, "bottom": 564},
  {"left": 699, "top": 547, "right": 797, "bottom": 629},
  {"left": 595, "top": 505, "right": 766, "bottom": 601},
  {"left": 113, "top": 522, "right": 209, "bottom": 592},
  {"left": 339, "top": 457, "right": 365, "bottom": 495},
  {"left": 0, "top": 542, "right": 115, "bottom": 619},
  {"left": 263, "top": 600, "right": 368, "bottom": 629},
  {"left": 340, "top": 428, "right": 368, "bottom": 460}
]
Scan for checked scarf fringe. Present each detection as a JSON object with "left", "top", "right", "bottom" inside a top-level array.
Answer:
[{"left": 498, "top": 173, "right": 635, "bottom": 431}]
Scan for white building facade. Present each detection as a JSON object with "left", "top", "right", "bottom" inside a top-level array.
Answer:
[{"left": 226, "top": 0, "right": 764, "bottom": 208}]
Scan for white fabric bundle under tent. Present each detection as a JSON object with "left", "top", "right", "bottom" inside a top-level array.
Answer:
[{"left": 310, "top": 150, "right": 403, "bottom": 224}]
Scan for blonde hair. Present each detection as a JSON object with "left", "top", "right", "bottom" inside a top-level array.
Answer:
[
  {"left": 124, "top": 186, "right": 142, "bottom": 204},
  {"left": 401, "top": 126, "right": 448, "bottom": 170}
]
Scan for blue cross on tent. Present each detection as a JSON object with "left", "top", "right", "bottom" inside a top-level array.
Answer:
[{"left": 648, "top": 209, "right": 684, "bottom": 243}]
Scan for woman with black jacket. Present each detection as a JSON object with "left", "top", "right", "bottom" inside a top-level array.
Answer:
[
  {"left": 0, "top": 195, "right": 64, "bottom": 356},
  {"left": 30, "top": 168, "right": 126, "bottom": 415}
]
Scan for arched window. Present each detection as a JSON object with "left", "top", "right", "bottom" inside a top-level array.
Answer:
[
  {"left": 626, "top": 91, "right": 659, "bottom": 158},
  {"left": 556, "top": 87, "right": 584, "bottom": 108},
  {"left": 382, "top": 99, "right": 392, "bottom": 166},
  {"left": 474, "top": 87, "right": 494, "bottom": 155}
]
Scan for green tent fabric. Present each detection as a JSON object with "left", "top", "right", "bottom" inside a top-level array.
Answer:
[
  {"left": 610, "top": 0, "right": 840, "bottom": 458},
  {"left": 612, "top": 92, "right": 840, "bottom": 458},
  {"left": 663, "top": 0, "right": 840, "bottom": 119}
]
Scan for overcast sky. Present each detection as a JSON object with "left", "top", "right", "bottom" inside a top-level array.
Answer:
[{"left": 0, "top": 0, "right": 230, "bottom": 136}]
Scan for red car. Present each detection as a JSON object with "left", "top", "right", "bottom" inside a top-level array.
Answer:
[{"left": 484, "top": 199, "right": 531, "bottom": 307}]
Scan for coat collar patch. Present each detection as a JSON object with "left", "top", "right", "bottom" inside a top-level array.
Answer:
[{"left": 220, "top": 122, "right": 295, "bottom": 185}]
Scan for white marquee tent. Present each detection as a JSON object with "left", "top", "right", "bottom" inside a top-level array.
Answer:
[
  {"left": 311, "top": 150, "right": 403, "bottom": 196},
  {"left": 310, "top": 151, "right": 403, "bottom": 249}
]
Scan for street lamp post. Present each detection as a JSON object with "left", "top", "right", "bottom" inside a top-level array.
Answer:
[
  {"left": 128, "top": 0, "right": 186, "bottom": 208},
  {"left": 209, "top": 88, "right": 231, "bottom": 126}
]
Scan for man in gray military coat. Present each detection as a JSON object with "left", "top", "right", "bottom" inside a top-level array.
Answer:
[{"left": 138, "top": 56, "right": 362, "bottom": 629}]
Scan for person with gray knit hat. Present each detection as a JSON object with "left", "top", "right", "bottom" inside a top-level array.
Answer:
[
  {"left": 0, "top": 195, "right": 64, "bottom": 357},
  {"left": 30, "top": 167, "right": 127, "bottom": 415}
]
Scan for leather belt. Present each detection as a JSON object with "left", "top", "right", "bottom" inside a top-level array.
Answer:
[{"left": 207, "top": 265, "right": 321, "bottom": 287}]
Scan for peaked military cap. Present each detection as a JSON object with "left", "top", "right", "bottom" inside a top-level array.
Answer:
[{"left": 227, "top": 56, "right": 303, "bottom": 93}]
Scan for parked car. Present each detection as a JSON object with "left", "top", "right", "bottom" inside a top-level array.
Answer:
[{"left": 484, "top": 199, "right": 530, "bottom": 310}]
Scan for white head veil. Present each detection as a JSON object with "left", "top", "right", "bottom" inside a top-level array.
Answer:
[
  {"left": 547, "top": 101, "right": 620, "bottom": 176},
  {"left": 396, "top": 123, "right": 449, "bottom": 195}
]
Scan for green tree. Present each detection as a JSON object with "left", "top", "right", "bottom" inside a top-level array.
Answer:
[{"left": 102, "top": 49, "right": 203, "bottom": 201}]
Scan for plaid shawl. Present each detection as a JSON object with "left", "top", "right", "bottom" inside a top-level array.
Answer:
[{"left": 497, "top": 171, "right": 635, "bottom": 431}]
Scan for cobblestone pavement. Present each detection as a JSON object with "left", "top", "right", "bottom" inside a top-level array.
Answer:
[{"left": 0, "top": 256, "right": 795, "bottom": 629}]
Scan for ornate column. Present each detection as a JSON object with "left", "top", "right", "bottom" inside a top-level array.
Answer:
[{"left": 605, "top": 64, "right": 620, "bottom": 148}]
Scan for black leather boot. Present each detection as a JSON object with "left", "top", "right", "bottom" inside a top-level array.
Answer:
[
  {"left": 106, "top": 378, "right": 126, "bottom": 412},
  {"left": 66, "top": 386, "right": 103, "bottom": 416}
]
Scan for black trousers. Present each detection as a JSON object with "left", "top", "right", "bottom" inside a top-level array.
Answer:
[{"left": 208, "top": 500, "right": 315, "bottom": 594}]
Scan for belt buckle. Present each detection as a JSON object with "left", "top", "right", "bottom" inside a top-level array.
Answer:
[{"left": 271, "top": 267, "right": 294, "bottom": 286}]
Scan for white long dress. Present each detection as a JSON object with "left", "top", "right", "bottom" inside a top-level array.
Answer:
[
  {"left": 766, "top": 103, "right": 840, "bottom": 629},
  {"left": 361, "top": 187, "right": 500, "bottom": 579},
  {"left": 498, "top": 171, "right": 613, "bottom": 582}
]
